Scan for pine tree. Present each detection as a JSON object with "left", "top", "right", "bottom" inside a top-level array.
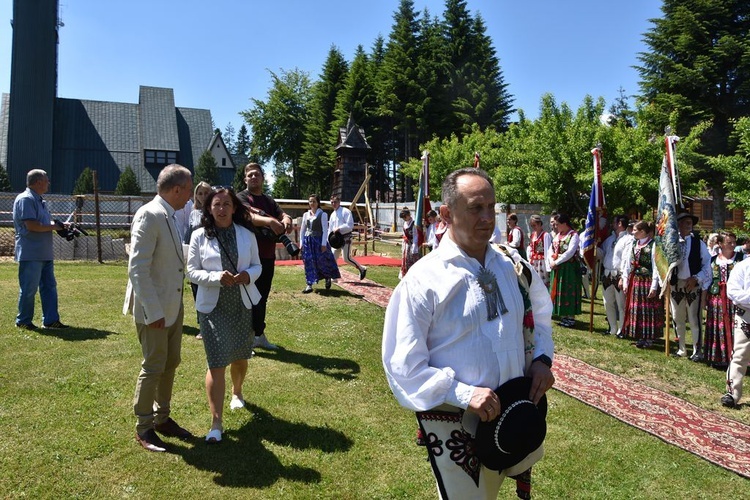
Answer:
[
  {"left": 194, "top": 150, "right": 219, "bottom": 186},
  {"left": 444, "top": 0, "right": 513, "bottom": 134},
  {"left": 0, "top": 163, "right": 11, "bottom": 192},
  {"left": 223, "top": 123, "right": 236, "bottom": 154},
  {"left": 114, "top": 166, "right": 141, "bottom": 195},
  {"left": 72, "top": 167, "right": 94, "bottom": 195},
  {"left": 636, "top": 0, "right": 750, "bottom": 228},
  {"left": 299, "top": 45, "right": 349, "bottom": 197},
  {"left": 236, "top": 124, "right": 251, "bottom": 156}
]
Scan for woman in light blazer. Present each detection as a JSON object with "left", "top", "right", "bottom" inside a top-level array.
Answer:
[{"left": 188, "top": 187, "right": 261, "bottom": 443}]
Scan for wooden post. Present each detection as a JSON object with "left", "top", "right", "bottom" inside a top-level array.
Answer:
[
  {"left": 588, "top": 246, "right": 597, "bottom": 334},
  {"left": 664, "top": 284, "right": 671, "bottom": 356}
]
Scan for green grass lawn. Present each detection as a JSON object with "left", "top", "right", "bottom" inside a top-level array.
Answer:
[{"left": 0, "top": 261, "right": 747, "bottom": 498}]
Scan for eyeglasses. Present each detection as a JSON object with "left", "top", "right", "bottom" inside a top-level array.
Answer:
[{"left": 212, "top": 185, "right": 234, "bottom": 192}]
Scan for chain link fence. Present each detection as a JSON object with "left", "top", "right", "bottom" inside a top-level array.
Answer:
[{"left": 0, "top": 192, "right": 151, "bottom": 261}]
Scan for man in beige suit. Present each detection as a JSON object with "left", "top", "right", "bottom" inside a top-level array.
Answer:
[{"left": 124, "top": 164, "right": 194, "bottom": 452}]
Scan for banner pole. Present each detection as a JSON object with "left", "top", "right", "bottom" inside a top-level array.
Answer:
[{"left": 665, "top": 283, "right": 671, "bottom": 356}]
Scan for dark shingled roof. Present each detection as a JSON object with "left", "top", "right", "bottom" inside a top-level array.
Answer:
[{"left": 1, "top": 86, "right": 214, "bottom": 193}]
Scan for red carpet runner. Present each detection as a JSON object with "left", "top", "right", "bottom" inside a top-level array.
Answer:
[{"left": 333, "top": 270, "right": 750, "bottom": 479}]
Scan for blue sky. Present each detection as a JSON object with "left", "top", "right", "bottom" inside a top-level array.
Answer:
[{"left": 0, "top": 0, "right": 663, "bottom": 137}]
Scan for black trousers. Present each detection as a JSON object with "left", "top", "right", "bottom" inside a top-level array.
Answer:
[{"left": 253, "top": 257, "right": 276, "bottom": 337}]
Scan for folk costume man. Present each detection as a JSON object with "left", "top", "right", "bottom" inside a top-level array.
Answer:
[
  {"left": 124, "top": 164, "right": 194, "bottom": 452},
  {"left": 328, "top": 195, "right": 367, "bottom": 280},
  {"left": 382, "top": 168, "right": 555, "bottom": 499},
  {"left": 722, "top": 257, "right": 750, "bottom": 407},
  {"left": 671, "top": 210, "right": 712, "bottom": 359},
  {"left": 600, "top": 215, "right": 631, "bottom": 336}
]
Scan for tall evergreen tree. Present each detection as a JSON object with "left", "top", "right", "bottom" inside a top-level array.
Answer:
[
  {"left": 0, "top": 163, "right": 11, "bottom": 192},
  {"left": 378, "top": 0, "right": 424, "bottom": 200},
  {"left": 72, "top": 167, "right": 94, "bottom": 195},
  {"left": 415, "top": 9, "right": 453, "bottom": 142},
  {"left": 235, "top": 124, "right": 251, "bottom": 156},
  {"left": 443, "top": 0, "right": 513, "bottom": 135},
  {"left": 223, "top": 123, "right": 236, "bottom": 154},
  {"left": 114, "top": 166, "right": 141, "bottom": 195},
  {"left": 242, "top": 68, "right": 312, "bottom": 198},
  {"left": 194, "top": 150, "right": 219, "bottom": 186},
  {"left": 299, "top": 46, "right": 349, "bottom": 197},
  {"left": 636, "top": 0, "right": 750, "bottom": 228}
]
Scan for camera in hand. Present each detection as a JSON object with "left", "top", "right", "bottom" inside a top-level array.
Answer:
[
  {"left": 54, "top": 220, "right": 89, "bottom": 241},
  {"left": 257, "top": 226, "right": 300, "bottom": 257}
]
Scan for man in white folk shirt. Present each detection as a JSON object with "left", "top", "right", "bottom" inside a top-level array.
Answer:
[
  {"left": 671, "top": 210, "right": 712, "bottom": 360},
  {"left": 382, "top": 168, "right": 555, "bottom": 499},
  {"left": 328, "top": 194, "right": 367, "bottom": 280},
  {"left": 722, "top": 257, "right": 750, "bottom": 407},
  {"left": 600, "top": 215, "right": 630, "bottom": 337}
]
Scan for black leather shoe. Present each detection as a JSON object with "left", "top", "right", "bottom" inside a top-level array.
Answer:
[
  {"left": 721, "top": 393, "right": 736, "bottom": 408},
  {"left": 136, "top": 429, "right": 168, "bottom": 452},
  {"left": 359, "top": 268, "right": 367, "bottom": 280},
  {"left": 154, "top": 418, "right": 193, "bottom": 439}
]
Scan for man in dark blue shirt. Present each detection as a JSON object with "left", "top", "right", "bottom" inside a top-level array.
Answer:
[{"left": 13, "top": 169, "right": 69, "bottom": 330}]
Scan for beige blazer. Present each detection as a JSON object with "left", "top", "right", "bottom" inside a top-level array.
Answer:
[{"left": 123, "top": 196, "right": 186, "bottom": 327}]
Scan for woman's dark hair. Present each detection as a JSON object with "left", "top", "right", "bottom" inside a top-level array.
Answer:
[
  {"left": 308, "top": 194, "right": 321, "bottom": 205},
  {"left": 633, "top": 220, "right": 655, "bottom": 234},
  {"left": 201, "top": 187, "right": 249, "bottom": 238},
  {"left": 399, "top": 207, "right": 411, "bottom": 219},
  {"left": 556, "top": 213, "right": 574, "bottom": 229}
]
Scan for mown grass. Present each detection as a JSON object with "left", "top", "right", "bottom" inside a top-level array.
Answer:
[{"left": 0, "top": 260, "right": 747, "bottom": 498}]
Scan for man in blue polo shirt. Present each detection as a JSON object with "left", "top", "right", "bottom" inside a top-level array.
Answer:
[{"left": 13, "top": 169, "right": 69, "bottom": 330}]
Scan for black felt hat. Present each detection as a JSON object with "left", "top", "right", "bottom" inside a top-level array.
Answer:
[
  {"left": 474, "top": 377, "right": 548, "bottom": 472},
  {"left": 676, "top": 209, "right": 698, "bottom": 225},
  {"left": 328, "top": 231, "right": 345, "bottom": 249}
]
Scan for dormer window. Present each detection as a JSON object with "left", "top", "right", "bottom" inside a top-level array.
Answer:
[{"left": 145, "top": 150, "right": 178, "bottom": 168}]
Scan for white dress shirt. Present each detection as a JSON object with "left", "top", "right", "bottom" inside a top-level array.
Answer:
[
  {"left": 613, "top": 232, "right": 634, "bottom": 274},
  {"left": 382, "top": 234, "right": 554, "bottom": 412},
  {"left": 727, "top": 258, "right": 750, "bottom": 322},
  {"left": 328, "top": 206, "right": 354, "bottom": 236}
]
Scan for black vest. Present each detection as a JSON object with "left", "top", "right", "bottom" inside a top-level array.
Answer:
[{"left": 687, "top": 235, "right": 702, "bottom": 276}]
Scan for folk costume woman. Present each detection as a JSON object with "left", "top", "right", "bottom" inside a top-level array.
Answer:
[
  {"left": 527, "top": 214, "right": 551, "bottom": 288},
  {"left": 620, "top": 221, "right": 665, "bottom": 347},
  {"left": 506, "top": 213, "right": 527, "bottom": 260},
  {"left": 703, "top": 231, "right": 744, "bottom": 368},
  {"left": 187, "top": 187, "right": 262, "bottom": 443},
  {"left": 300, "top": 194, "right": 340, "bottom": 293},
  {"left": 547, "top": 214, "right": 581, "bottom": 327},
  {"left": 399, "top": 208, "right": 421, "bottom": 279}
]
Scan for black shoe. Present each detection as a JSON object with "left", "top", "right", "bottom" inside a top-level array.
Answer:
[
  {"left": 154, "top": 417, "right": 193, "bottom": 439},
  {"left": 15, "top": 322, "right": 38, "bottom": 330},
  {"left": 325, "top": 278, "right": 332, "bottom": 290},
  {"left": 136, "top": 429, "right": 168, "bottom": 452},
  {"left": 42, "top": 320, "right": 69, "bottom": 329},
  {"left": 721, "top": 393, "right": 736, "bottom": 408},
  {"left": 636, "top": 340, "right": 646, "bottom": 349},
  {"left": 616, "top": 333, "right": 626, "bottom": 339},
  {"left": 689, "top": 353, "right": 705, "bottom": 363},
  {"left": 302, "top": 285, "right": 313, "bottom": 294},
  {"left": 359, "top": 268, "right": 367, "bottom": 280}
]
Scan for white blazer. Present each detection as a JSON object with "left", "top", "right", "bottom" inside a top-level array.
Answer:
[{"left": 187, "top": 223, "right": 262, "bottom": 314}]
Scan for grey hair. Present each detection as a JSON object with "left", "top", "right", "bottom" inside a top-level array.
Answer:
[
  {"left": 441, "top": 168, "right": 493, "bottom": 208},
  {"left": 156, "top": 164, "right": 192, "bottom": 194},
  {"left": 26, "top": 169, "right": 47, "bottom": 187},
  {"left": 529, "top": 214, "right": 543, "bottom": 225}
]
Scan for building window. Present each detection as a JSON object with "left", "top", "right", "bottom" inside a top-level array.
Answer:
[
  {"left": 726, "top": 208, "right": 734, "bottom": 222},
  {"left": 145, "top": 150, "right": 178, "bottom": 168},
  {"left": 222, "top": 157, "right": 227, "bottom": 167},
  {"left": 702, "top": 202, "right": 711, "bottom": 221}
]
